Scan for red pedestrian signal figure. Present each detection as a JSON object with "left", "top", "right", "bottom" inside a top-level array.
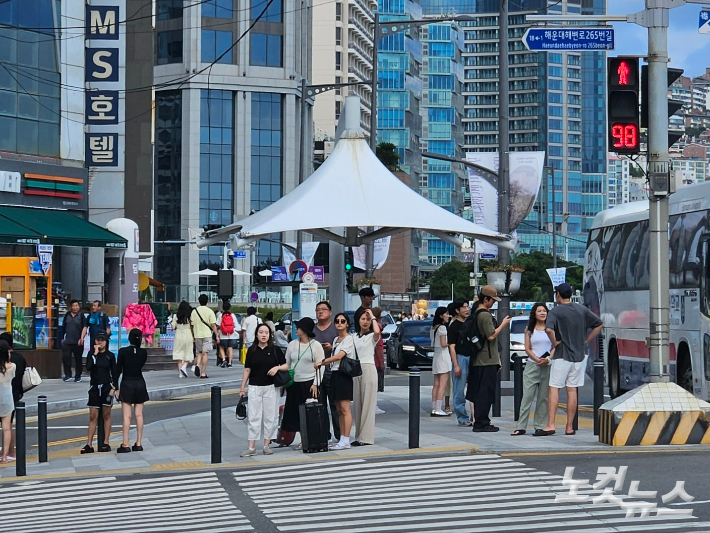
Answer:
[{"left": 617, "top": 61, "right": 630, "bottom": 86}]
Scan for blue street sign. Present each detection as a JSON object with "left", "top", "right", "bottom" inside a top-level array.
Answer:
[
  {"left": 700, "top": 10, "right": 710, "bottom": 34},
  {"left": 481, "top": 254, "right": 496, "bottom": 259},
  {"left": 523, "top": 27, "right": 615, "bottom": 51},
  {"left": 233, "top": 250, "right": 247, "bottom": 258}
]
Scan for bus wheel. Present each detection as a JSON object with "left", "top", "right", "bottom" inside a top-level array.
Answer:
[
  {"left": 676, "top": 345, "right": 693, "bottom": 393},
  {"left": 609, "top": 342, "right": 621, "bottom": 399}
]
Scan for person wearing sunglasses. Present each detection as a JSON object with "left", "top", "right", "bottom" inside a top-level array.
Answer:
[{"left": 315, "top": 313, "right": 354, "bottom": 450}]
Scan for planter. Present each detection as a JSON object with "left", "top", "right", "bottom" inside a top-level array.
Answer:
[
  {"left": 486, "top": 272, "right": 506, "bottom": 293},
  {"left": 508, "top": 271, "right": 522, "bottom": 295}
]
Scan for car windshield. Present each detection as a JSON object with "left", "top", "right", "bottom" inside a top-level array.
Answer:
[
  {"left": 402, "top": 321, "right": 433, "bottom": 341},
  {"left": 510, "top": 319, "right": 528, "bottom": 334},
  {"left": 381, "top": 313, "right": 395, "bottom": 325}
]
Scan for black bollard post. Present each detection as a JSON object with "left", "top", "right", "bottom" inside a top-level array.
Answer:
[
  {"left": 593, "top": 361, "right": 604, "bottom": 436},
  {"left": 38, "top": 395, "right": 48, "bottom": 463},
  {"left": 408, "top": 367, "right": 420, "bottom": 449},
  {"left": 513, "top": 356, "right": 523, "bottom": 421},
  {"left": 492, "top": 369, "right": 501, "bottom": 417},
  {"left": 572, "top": 387, "right": 579, "bottom": 431},
  {"left": 15, "top": 401, "right": 26, "bottom": 476},
  {"left": 97, "top": 407, "right": 105, "bottom": 449},
  {"left": 211, "top": 386, "right": 222, "bottom": 463}
]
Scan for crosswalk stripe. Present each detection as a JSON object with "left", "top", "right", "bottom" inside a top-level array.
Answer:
[
  {"left": 7, "top": 473, "right": 253, "bottom": 533},
  {"left": 234, "top": 455, "right": 704, "bottom": 533},
  {"left": 0, "top": 476, "right": 118, "bottom": 492}
]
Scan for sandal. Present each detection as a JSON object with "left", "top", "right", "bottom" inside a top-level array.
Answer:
[
  {"left": 294, "top": 443, "right": 303, "bottom": 451},
  {"left": 511, "top": 429, "right": 526, "bottom": 436},
  {"left": 99, "top": 444, "right": 111, "bottom": 452},
  {"left": 132, "top": 443, "right": 144, "bottom": 452},
  {"left": 117, "top": 445, "right": 131, "bottom": 454},
  {"left": 80, "top": 445, "right": 95, "bottom": 454}
]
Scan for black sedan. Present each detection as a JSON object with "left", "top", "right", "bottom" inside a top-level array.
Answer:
[{"left": 387, "top": 319, "right": 434, "bottom": 370}]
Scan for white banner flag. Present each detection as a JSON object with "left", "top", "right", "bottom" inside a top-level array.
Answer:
[
  {"left": 282, "top": 241, "right": 320, "bottom": 268},
  {"left": 546, "top": 267, "right": 567, "bottom": 288}
]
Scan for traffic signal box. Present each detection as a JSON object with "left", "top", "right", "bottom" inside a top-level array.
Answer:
[
  {"left": 344, "top": 247, "right": 355, "bottom": 292},
  {"left": 641, "top": 65, "right": 685, "bottom": 149},
  {"left": 607, "top": 57, "right": 640, "bottom": 154}
]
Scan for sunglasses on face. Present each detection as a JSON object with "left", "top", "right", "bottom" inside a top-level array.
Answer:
[{"left": 335, "top": 319, "right": 348, "bottom": 324}]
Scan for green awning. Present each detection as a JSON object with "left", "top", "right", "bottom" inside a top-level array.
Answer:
[{"left": 0, "top": 206, "right": 127, "bottom": 248}]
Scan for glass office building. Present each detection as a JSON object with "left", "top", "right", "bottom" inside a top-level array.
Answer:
[{"left": 153, "top": 0, "right": 311, "bottom": 286}]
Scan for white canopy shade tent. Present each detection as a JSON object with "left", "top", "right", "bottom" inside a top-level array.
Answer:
[
  {"left": 197, "top": 97, "right": 514, "bottom": 251},
  {"left": 189, "top": 268, "right": 218, "bottom": 276}
]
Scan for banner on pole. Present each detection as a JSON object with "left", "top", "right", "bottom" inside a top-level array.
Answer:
[{"left": 546, "top": 267, "right": 567, "bottom": 289}]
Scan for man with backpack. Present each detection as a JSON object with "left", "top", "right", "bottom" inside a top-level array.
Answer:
[
  {"left": 465, "top": 285, "right": 510, "bottom": 433},
  {"left": 216, "top": 302, "right": 240, "bottom": 368},
  {"left": 447, "top": 298, "right": 473, "bottom": 426}
]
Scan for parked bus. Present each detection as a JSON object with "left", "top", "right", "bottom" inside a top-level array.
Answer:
[{"left": 583, "top": 181, "right": 710, "bottom": 399}]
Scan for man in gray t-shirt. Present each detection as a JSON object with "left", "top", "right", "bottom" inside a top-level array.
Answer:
[
  {"left": 313, "top": 301, "right": 340, "bottom": 441},
  {"left": 62, "top": 300, "right": 87, "bottom": 382},
  {"left": 541, "top": 283, "right": 603, "bottom": 436}
]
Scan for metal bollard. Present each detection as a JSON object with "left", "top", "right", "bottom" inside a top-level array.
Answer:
[
  {"left": 513, "top": 356, "right": 523, "bottom": 421},
  {"left": 408, "top": 367, "right": 420, "bottom": 449},
  {"left": 593, "top": 361, "right": 604, "bottom": 436},
  {"left": 97, "top": 407, "right": 105, "bottom": 449},
  {"left": 15, "top": 401, "right": 26, "bottom": 476},
  {"left": 38, "top": 396, "right": 48, "bottom": 463},
  {"left": 492, "top": 369, "right": 501, "bottom": 417},
  {"left": 211, "top": 386, "right": 222, "bottom": 464},
  {"left": 572, "top": 387, "right": 579, "bottom": 431}
]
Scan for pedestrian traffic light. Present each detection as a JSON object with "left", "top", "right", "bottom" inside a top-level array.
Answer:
[
  {"left": 640, "top": 65, "right": 684, "bottom": 148},
  {"left": 344, "top": 247, "right": 355, "bottom": 292},
  {"left": 607, "top": 57, "right": 640, "bottom": 154},
  {"left": 344, "top": 247, "right": 353, "bottom": 272}
]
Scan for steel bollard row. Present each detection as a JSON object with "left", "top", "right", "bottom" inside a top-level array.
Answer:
[
  {"left": 211, "top": 386, "right": 222, "bottom": 464},
  {"left": 513, "top": 356, "right": 523, "bottom": 421},
  {"left": 593, "top": 360, "right": 604, "bottom": 436},
  {"left": 492, "top": 370, "right": 501, "bottom": 417},
  {"left": 38, "top": 395, "right": 48, "bottom": 463},
  {"left": 408, "top": 367, "right": 420, "bottom": 449}
]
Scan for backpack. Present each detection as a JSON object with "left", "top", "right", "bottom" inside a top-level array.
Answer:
[
  {"left": 458, "top": 309, "right": 488, "bottom": 362},
  {"left": 220, "top": 313, "right": 235, "bottom": 335}
]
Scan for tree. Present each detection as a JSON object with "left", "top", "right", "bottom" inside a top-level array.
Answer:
[
  {"left": 376, "top": 142, "right": 400, "bottom": 171},
  {"left": 428, "top": 259, "right": 475, "bottom": 300},
  {"left": 629, "top": 163, "right": 645, "bottom": 178}
]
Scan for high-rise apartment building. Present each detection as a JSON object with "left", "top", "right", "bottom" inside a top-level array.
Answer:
[
  {"left": 312, "top": 0, "right": 376, "bottom": 138},
  {"left": 607, "top": 156, "right": 630, "bottom": 208},
  {"left": 153, "top": 0, "right": 311, "bottom": 291}
]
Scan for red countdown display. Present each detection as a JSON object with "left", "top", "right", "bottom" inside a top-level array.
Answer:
[{"left": 611, "top": 123, "right": 639, "bottom": 150}]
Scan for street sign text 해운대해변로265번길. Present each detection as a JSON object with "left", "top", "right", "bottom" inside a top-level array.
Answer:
[{"left": 523, "top": 28, "right": 615, "bottom": 51}]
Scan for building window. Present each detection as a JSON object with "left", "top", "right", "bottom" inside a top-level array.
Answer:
[
  {"left": 335, "top": 100, "right": 341, "bottom": 120},
  {"left": 336, "top": 26, "right": 342, "bottom": 46},
  {"left": 0, "top": 0, "right": 60, "bottom": 157},
  {"left": 335, "top": 76, "right": 342, "bottom": 95},
  {"left": 157, "top": 29, "right": 183, "bottom": 64},
  {"left": 202, "top": 0, "right": 232, "bottom": 18},
  {"left": 335, "top": 2, "right": 342, "bottom": 21},
  {"left": 335, "top": 51, "right": 342, "bottom": 71},
  {"left": 250, "top": 34, "right": 282, "bottom": 66},
  {"left": 200, "top": 90, "right": 233, "bottom": 230},
  {"left": 154, "top": 90, "right": 182, "bottom": 286},
  {"left": 158, "top": 0, "right": 184, "bottom": 19},
  {"left": 202, "top": 30, "right": 233, "bottom": 63}
]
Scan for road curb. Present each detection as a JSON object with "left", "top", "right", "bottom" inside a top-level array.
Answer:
[{"left": 23, "top": 379, "right": 241, "bottom": 416}]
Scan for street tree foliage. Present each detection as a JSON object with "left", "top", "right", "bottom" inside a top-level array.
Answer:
[
  {"left": 376, "top": 142, "right": 400, "bottom": 171},
  {"left": 428, "top": 252, "right": 583, "bottom": 302}
]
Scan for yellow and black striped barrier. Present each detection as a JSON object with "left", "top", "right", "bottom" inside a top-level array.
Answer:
[{"left": 598, "top": 382, "right": 710, "bottom": 446}]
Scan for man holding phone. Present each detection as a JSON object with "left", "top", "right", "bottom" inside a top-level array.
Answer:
[{"left": 313, "top": 301, "right": 340, "bottom": 442}]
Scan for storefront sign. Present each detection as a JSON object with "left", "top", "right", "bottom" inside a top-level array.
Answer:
[
  {"left": 85, "top": 133, "right": 118, "bottom": 166},
  {"left": 37, "top": 244, "right": 54, "bottom": 275},
  {"left": 0, "top": 171, "right": 20, "bottom": 193},
  {"left": 85, "top": 90, "right": 119, "bottom": 124}
]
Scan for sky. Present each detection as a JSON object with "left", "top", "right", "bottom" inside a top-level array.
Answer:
[{"left": 609, "top": 1, "right": 710, "bottom": 78}]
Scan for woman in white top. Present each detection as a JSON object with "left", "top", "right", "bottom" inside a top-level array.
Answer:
[
  {"left": 216, "top": 302, "right": 240, "bottom": 368},
  {"left": 316, "top": 313, "right": 355, "bottom": 450},
  {"left": 277, "top": 317, "right": 324, "bottom": 451},
  {"left": 0, "top": 341, "right": 17, "bottom": 463},
  {"left": 430, "top": 307, "right": 452, "bottom": 417},
  {"left": 512, "top": 303, "right": 553, "bottom": 436},
  {"left": 171, "top": 301, "right": 194, "bottom": 378},
  {"left": 350, "top": 308, "right": 381, "bottom": 446}
]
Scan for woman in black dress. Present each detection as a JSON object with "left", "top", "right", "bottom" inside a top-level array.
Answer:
[{"left": 115, "top": 328, "right": 149, "bottom": 453}]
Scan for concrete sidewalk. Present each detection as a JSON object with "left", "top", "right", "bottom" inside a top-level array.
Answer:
[
  {"left": 20, "top": 367, "right": 242, "bottom": 416},
  {"left": 0, "top": 377, "right": 625, "bottom": 480}
]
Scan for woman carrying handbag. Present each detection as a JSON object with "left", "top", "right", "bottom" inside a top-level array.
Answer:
[
  {"left": 351, "top": 308, "right": 380, "bottom": 447},
  {"left": 315, "top": 313, "right": 356, "bottom": 450}
]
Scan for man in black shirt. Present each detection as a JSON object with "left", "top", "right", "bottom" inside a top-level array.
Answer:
[
  {"left": 356, "top": 286, "right": 375, "bottom": 315},
  {"left": 447, "top": 298, "right": 473, "bottom": 426},
  {"left": 62, "top": 300, "right": 86, "bottom": 382}
]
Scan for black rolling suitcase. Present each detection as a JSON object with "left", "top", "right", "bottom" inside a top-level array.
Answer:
[{"left": 299, "top": 400, "right": 329, "bottom": 453}]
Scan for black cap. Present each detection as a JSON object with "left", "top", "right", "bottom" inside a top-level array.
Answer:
[
  {"left": 94, "top": 332, "right": 109, "bottom": 342},
  {"left": 556, "top": 283, "right": 573, "bottom": 299},
  {"left": 294, "top": 317, "right": 316, "bottom": 338}
]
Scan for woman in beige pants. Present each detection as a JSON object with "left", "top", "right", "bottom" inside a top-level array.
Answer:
[{"left": 351, "top": 307, "right": 381, "bottom": 446}]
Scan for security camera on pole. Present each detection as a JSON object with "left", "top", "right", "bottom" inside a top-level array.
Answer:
[{"left": 527, "top": 0, "right": 710, "bottom": 447}]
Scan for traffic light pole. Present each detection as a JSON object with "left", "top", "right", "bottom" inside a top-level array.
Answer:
[{"left": 646, "top": 2, "right": 671, "bottom": 382}]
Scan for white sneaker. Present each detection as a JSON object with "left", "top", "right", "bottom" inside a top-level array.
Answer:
[
  {"left": 375, "top": 406, "right": 385, "bottom": 414},
  {"left": 178, "top": 373, "right": 185, "bottom": 379},
  {"left": 240, "top": 448, "right": 256, "bottom": 457},
  {"left": 433, "top": 410, "right": 450, "bottom": 417},
  {"left": 330, "top": 442, "right": 351, "bottom": 450}
]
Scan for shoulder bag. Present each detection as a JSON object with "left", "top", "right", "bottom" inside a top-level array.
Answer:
[
  {"left": 338, "top": 335, "right": 362, "bottom": 378},
  {"left": 22, "top": 367, "right": 42, "bottom": 392},
  {"left": 194, "top": 307, "right": 217, "bottom": 343},
  {"left": 272, "top": 347, "right": 294, "bottom": 388}
]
